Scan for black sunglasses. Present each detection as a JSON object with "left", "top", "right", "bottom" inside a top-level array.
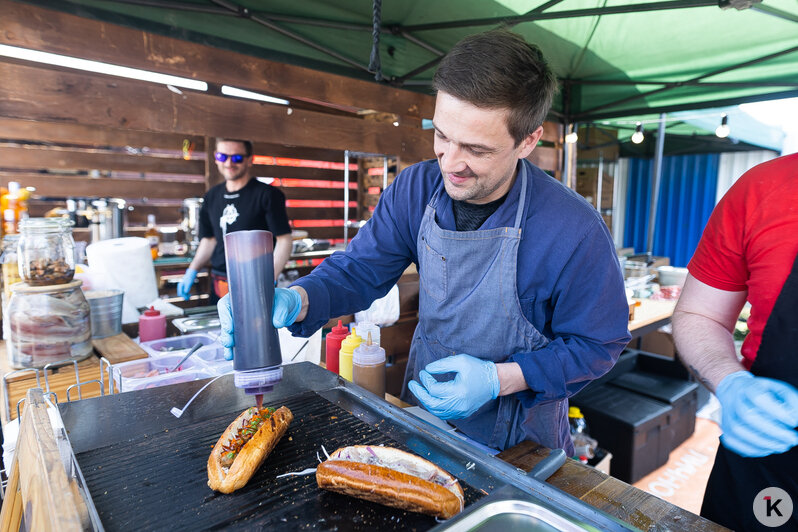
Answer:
[{"left": 215, "top": 152, "right": 247, "bottom": 163}]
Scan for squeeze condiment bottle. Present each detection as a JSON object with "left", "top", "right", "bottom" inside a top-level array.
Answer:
[
  {"left": 325, "top": 320, "right": 349, "bottom": 374},
  {"left": 338, "top": 327, "right": 362, "bottom": 382},
  {"left": 138, "top": 306, "right": 166, "bottom": 342},
  {"left": 353, "top": 332, "right": 386, "bottom": 398}
]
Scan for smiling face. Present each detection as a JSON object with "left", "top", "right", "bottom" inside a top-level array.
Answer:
[
  {"left": 215, "top": 140, "right": 253, "bottom": 184},
  {"left": 433, "top": 91, "right": 542, "bottom": 205}
]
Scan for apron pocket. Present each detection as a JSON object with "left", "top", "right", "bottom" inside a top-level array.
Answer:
[{"left": 420, "top": 237, "right": 447, "bottom": 301}]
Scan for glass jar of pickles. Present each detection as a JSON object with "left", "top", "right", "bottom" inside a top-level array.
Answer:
[
  {"left": 17, "top": 217, "right": 76, "bottom": 286},
  {"left": 7, "top": 279, "right": 92, "bottom": 369}
]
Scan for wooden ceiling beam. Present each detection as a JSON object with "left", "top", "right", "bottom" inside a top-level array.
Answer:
[
  {"left": 0, "top": 0, "right": 435, "bottom": 120},
  {"left": 0, "top": 61, "right": 434, "bottom": 163}
]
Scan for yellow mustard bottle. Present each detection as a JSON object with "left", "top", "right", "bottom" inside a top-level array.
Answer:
[{"left": 338, "top": 327, "right": 363, "bottom": 382}]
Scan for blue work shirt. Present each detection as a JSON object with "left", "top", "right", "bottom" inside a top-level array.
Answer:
[{"left": 291, "top": 159, "right": 631, "bottom": 406}]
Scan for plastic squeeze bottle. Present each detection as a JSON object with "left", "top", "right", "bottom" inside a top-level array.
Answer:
[
  {"left": 325, "top": 320, "right": 349, "bottom": 374},
  {"left": 139, "top": 306, "right": 166, "bottom": 342},
  {"left": 353, "top": 332, "right": 386, "bottom": 398},
  {"left": 338, "top": 327, "right": 362, "bottom": 382},
  {"left": 145, "top": 214, "right": 160, "bottom": 260},
  {"left": 354, "top": 321, "right": 380, "bottom": 346}
]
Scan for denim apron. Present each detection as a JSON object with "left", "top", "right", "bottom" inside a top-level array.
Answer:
[{"left": 401, "top": 164, "right": 572, "bottom": 453}]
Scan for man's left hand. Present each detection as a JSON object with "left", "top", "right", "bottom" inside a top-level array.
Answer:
[{"left": 408, "top": 354, "right": 500, "bottom": 420}]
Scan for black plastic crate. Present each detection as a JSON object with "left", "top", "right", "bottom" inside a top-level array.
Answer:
[
  {"left": 571, "top": 383, "right": 673, "bottom": 483},
  {"left": 610, "top": 370, "right": 699, "bottom": 451}
]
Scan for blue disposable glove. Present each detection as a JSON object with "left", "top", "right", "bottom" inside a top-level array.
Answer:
[
  {"left": 407, "top": 354, "right": 500, "bottom": 420},
  {"left": 715, "top": 371, "right": 798, "bottom": 457},
  {"left": 217, "top": 294, "right": 234, "bottom": 360},
  {"left": 272, "top": 287, "right": 302, "bottom": 328},
  {"left": 177, "top": 268, "right": 198, "bottom": 300}
]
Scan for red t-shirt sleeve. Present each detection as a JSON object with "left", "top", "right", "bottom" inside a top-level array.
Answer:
[{"left": 688, "top": 178, "right": 749, "bottom": 292}]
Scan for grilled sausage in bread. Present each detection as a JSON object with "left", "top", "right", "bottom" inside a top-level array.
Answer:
[
  {"left": 316, "top": 445, "right": 464, "bottom": 519},
  {"left": 207, "top": 405, "right": 293, "bottom": 493}
]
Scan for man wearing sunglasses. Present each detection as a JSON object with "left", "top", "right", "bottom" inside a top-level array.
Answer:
[{"left": 177, "top": 138, "right": 292, "bottom": 302}]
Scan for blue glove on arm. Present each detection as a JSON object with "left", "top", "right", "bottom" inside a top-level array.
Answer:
[
  {"left": 408, "top": 354, "right": 500, "bottom": 420},
  {"left": 177, "top": 268, "right": 198, "bottom": 300},
  {"left": 217, "top": 288, "right": 303, "bottom": 360},
  {"left": 272, "top": 287, "right": 302, "bottom": 328},
  {"left": 715, "top": 371, "right": 798, "bottom": 457},
  {"left": 217, "top": 294, "right": 234, "bottom": 360}
]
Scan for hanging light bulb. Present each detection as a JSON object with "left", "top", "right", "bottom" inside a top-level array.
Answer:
[
  {"left": 715, "top": 114, "right": 730, "bottom": 138},
  {"left": 565, "top": 130, "right": 578, "bottom": 144},
  {"left": 631, "top": 122, "right": 645, "bottom": 144}
]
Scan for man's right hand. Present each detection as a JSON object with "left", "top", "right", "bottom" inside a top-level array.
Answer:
[
  {"left": 715, "top": 371, "right": 798, "bottom": 457},
  {"left": 216, "top": 288, "right": 303, "bottom": 360},
  {"left": 177, "top": 268, "right": 198, "bottom": 300}
]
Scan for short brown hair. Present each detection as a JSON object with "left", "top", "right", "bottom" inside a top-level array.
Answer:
[
  {"left": 215, "top": 138, "right": 253, "bottom": 157},
  {"left": 433, "top": 30, "right": 558, "bottom": 146}
]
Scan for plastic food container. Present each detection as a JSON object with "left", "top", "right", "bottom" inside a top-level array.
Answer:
[
  {"left": 656, "top": 266, "right": 688, "bottom": 287},
  {"left": 203, "top": 359, "right": 234, "bottom": 376},
  {"left": 193, "top": 345, "right": 226, "bottom": 364},
  {"left": 140, "top": 333, "right": 219, "bottom": 358},
  {"left": 111, "top": 356, "right": 213, "bottom": 392}
]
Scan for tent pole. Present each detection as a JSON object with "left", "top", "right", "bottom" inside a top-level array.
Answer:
[{"left": 646, "top": 113, "right": 667, "bottom": 256}]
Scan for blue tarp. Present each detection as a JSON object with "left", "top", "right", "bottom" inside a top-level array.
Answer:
[{"left": 624, "top": 154, "right": 719, "bottom": 267}]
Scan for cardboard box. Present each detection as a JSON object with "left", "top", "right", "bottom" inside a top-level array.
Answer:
[
  {"left": 640, "top": 330, "right": 676, "bottom": 359},
  {"left": 590, "top": 448, "right": 613, "bottom": 476}
]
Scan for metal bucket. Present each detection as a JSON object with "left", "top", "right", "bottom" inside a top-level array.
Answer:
[{"left": 85, "top": 289, "right": 124, "bottom": 339}]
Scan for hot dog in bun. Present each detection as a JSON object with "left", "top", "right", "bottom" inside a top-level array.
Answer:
[
  {"left": 316, "top": 445, "right": 464, "bottom": 519},
  {"left": 207, "top": 405, "right": 293, "bottom": 493}
]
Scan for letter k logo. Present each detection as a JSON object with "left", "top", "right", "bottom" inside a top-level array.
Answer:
[{"left": 764, "top": 496, "right": 783, "bottom": 518}]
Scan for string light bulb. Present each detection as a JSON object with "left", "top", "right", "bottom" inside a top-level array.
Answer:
[
  {"left": 565, "top": 130, "right": 578, "bottom": 144},
  {"left": 631, "top": 122, "right": 645, "bottom": 144},
  {"left": 715, "top": 114, "right": 730, "bottom": 138}
]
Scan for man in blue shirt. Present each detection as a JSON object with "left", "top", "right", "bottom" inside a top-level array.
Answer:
[{"left": 219, "top": 30, "right": 630, "bottom": 453}]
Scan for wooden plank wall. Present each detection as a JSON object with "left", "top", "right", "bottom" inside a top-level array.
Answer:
[
  {"left": 0, "top": 1, "right": 434, "bottom": 244},
  {"left": 0, "top": 119, "right": 360, "bottom": 244}
]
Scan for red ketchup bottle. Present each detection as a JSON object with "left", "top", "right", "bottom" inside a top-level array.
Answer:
[
  {"left": 325, "top": 320, "right": 349, "bottom": 374},
  {"left": 139, "top": 306, "right": 166, "bottom": 342}
]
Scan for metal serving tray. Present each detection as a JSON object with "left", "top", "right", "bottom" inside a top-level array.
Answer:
[{"left": 57, "top": 362, "right": 635, "bottom": 531}]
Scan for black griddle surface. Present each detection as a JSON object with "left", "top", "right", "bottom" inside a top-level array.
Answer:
[{"left": 76, "top": 390, "right": 483, "bottom": 531}]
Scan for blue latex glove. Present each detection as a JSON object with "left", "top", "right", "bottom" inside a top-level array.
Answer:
[
  {"left": 407, "top": 354, "right": 500, "bottom": 420},
  {"left": 217, "top": 294, "right": 234, "bottom": 360},
  {"left": 177, "top": 268, "right": 198, "bottom": 300},
  {"left": 715, "top": 371, "right": 798, "bottom": 457},
  {"left": 272, "top": 287, "right": 302, "bottom": 328}
]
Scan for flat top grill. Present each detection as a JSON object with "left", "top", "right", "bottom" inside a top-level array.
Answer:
[{"left": 76, "top": 390, "right": 484, "bottom": 531}]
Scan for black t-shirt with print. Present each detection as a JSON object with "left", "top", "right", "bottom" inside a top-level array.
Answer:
[{"left": 198, "top": 178, "right": 291, "bottom": 273}]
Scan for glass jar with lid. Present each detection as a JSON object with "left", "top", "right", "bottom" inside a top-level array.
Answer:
[
  {"left": 17, "top": 217, "right": 76, "bottom": 286},
  {"left": 7, "top": 279, "right": 92, "bottom": 369}
]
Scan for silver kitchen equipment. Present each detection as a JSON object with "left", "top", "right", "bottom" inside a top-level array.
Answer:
[
  {"left": 180, "top": 197, "right": 203, "bottom": 253},
  {"left": 88, "top": 199, "right": 127, "bottom": 243}
]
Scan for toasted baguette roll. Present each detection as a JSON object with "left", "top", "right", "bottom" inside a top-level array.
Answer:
[
  {"left": 316, "top": 445, "right": 464, "bottom": 519},
  {"left": 207, "top": 405, "right": 293, "bottom": 494}
]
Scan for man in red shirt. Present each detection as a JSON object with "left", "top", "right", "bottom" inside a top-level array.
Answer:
[{"left": 673, "top": 153, "right": 798, "bottom": 530}]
